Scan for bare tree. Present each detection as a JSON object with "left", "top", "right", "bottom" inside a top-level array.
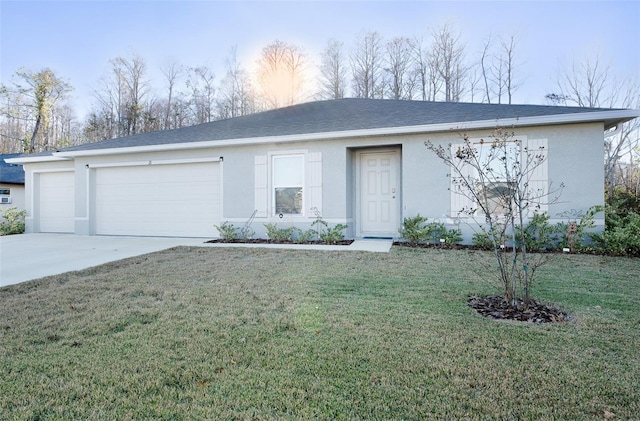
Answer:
[
  {"left": 113, "top": 55, "right": 149, "bottom": 135},
  {"left": 480, "top": 36, "right": 493, "bottom": 103},
  {"left": 412, "top": 36, "right": 430, "bottom": 101},
  {"left": 90, "top": 54, "right": 151, "bottom": 139},
  {"left": 159, "top": 59, "right": 183, "bottom": 130},
  {"left": 500, "top": 35, "right": 519, "bottom": 104},
  {"left": 350, "top": 31, "right": 384, "bottom": 99},
  {"left": 256, "top": 40, "right": 308, "bottom": 109},
  {"left": 426, "top": 129, "right": 562, "bottom": 308},
  {"left": 185, "top": 65, "right": 216, "bottom": 124},
  {"left": 1, "top": 68, "right": 73, "bottom": 153},
  {"left": 217, "top": 46, "right": 257, "bottom": 119},
  {"left": 317, "top": 39, "right": 348, "bottom": 100},
  {"left": 384, "top": 37, "right": 417, "bottom": 100},
  {"left": 548, "top": 53, "right": 640, "bottom": 198},
  {"left": 431, "top": 24, "right": 467, "bottom": 102},
  {"left": 551, "top": 54, "right": 611, "bottom": 108},
  {"left": 479, "top": 34, "right": 521, "bottom": 104}
]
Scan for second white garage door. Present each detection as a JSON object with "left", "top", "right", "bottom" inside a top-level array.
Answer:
[{"left": 95, "top": 161, "right": 221, "bottom": 237}]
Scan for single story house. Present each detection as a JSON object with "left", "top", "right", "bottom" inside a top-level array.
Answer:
[
  {"left": 0, "top": 153, "right": 25, "bottom": 211},
  {"left": 5, "top": 99, "right": 638, "bottom": 241}
]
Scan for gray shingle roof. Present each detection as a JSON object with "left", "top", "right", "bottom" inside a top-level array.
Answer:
[
  {"left": 54, "top": 99, "right": 633, "bottom": 153},
  {"left": 0, "top": 154, "right": 25, "bottom": 184}
]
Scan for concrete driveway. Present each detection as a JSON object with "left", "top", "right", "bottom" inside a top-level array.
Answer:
[{"left": 0, "top": 234, "right": 207, "bottom": 287}]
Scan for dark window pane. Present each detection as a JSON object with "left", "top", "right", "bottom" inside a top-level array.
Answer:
[{"left": 275, "top": 187, "right": 303, "bottom": 214}]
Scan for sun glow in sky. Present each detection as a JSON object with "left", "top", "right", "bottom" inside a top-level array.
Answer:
[{"left": 1, "top": 0, "right": 638, "bottom": 119}]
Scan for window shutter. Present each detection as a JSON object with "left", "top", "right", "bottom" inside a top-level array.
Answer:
[
  {"left": 450, "top": 144, "right": 475, "bottom": 217},
  {"left": 524, "top": 139, "right": 548, "bottom": 214},
  {"left": 254, "top": 155, "right": 268, "bottom": 217},
  {"left": 306, "top": 152, "right": 322, "bottom": 217}
]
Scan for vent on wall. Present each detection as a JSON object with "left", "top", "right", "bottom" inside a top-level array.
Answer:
[{"left": 0, "top": 197, "right": 12, "bottom": 204}]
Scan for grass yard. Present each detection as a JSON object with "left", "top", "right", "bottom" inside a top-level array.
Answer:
[{"left": 1, "top": 247, "right": 638, "bottom": 420}]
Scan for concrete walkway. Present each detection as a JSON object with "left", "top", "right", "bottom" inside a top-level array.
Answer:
[{"left": 0, "top": 234, "right": 392, "bottom": 287}]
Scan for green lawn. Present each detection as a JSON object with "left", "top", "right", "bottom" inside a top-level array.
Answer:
[{"left": 1, "top": 247, "right": 638, "bottom": 420}]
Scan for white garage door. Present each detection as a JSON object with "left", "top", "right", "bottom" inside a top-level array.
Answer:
[
  {"left": 95, "top": 162, "right": 221, "bottom": 237},
  {"left": 39, "top": 171, "right": 75, "bottom": 233}
]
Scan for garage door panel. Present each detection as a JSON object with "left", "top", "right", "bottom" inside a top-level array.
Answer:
[
  {"left": 39, "top": 172, "right": 74, "bottom": 233},
  {"left": 95, "top": 162, "right": 220, "bottom": 237}
]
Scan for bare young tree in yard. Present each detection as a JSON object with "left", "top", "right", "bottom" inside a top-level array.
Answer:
[
  {"left": 426, "top": 129, "right": 563, "bottom": 312},
  {"left": 1, "top": 68, "right": 72, "bottom": 153},
  {"left": 317, "top": 39, "right": 348, "bottom": 100},
  {"left": 350, "top": 31, "right": 385, "bottom": 99},
  {"left": 256, "top": 40, "right": 308, "bottom": 109}
]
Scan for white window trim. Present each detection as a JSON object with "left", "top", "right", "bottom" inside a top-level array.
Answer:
[
  {"left": 271, "top": 152, "right": 306, "bottom": 217},
  {"left": 254, "top": 149, "right": 322, "bottom": 220}
]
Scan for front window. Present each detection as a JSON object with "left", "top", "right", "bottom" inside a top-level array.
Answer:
[
  {"left": 273, "top": 155, "right": 304, "bottom": 215},
  {"left": 477, "top": 142, "right": 518, "bottom": 215}
]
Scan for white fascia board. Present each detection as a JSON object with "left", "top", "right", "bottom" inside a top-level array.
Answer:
[
  {"left": 40, "top": 108, "right": 640, "bottom": 159},
  {"left": 5, "top": 155, "right": 71, "bottom": 164}
]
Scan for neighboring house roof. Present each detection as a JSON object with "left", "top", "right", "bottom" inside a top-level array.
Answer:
[
  {"left": 7, "top": 99, "right": 640, "bottom": 162},
  {"left": 0, "top": 154, "right": 25, "bottom": 184}
]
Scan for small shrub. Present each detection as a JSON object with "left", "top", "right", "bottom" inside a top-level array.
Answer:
[
  {"left": 472, "top": 225, "right": 509, "bottom": 250},
  {"left": 555, "top": 206, "right": 601, "bottom": 252},
  {"left": 293, "top": 228, "right": 315, "bottom": 243},
  {"left": 319, "top": 223, "right": 348, "bottom": 244},
  {"left": 516, "top": 212, "right": 558, "bottom": 251},
  {"left": 0, "top": 207, "right": 26, "bottom": 235},
  {"left": 311, "top": 218, "right": 328, "bottom": 240},
  {"left": 398, "top": 214, "right": 429, "bottom": 245},
  {"left": 264, "top": 223, "right": 295, "bottom": 242},
  {"left": 214, "top": 221, "right": 237, "bottom": 241},
  {"left": 590, "top": 209, "right": 640, "bottom": 256},
  {"left": 425, "top": 222, "right": 462, "bottom": 245}
]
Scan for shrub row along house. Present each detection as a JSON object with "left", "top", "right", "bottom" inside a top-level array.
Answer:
[{"left": 6, "top": 99, "right": 638, "bottom": 241}]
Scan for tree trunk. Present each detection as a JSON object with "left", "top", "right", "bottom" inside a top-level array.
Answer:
[{"left": 28, "top": 114, "right": 41, "bottom": 153}]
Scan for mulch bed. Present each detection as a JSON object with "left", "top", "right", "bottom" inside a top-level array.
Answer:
[
  {"left": 205, "top": 239, "right": 354, "bottom": 246},
  {"left": 468, "top": 295, "right": 569, "bottom": 324}
]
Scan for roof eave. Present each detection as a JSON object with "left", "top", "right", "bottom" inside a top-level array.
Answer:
[{"left": 4, "top": 155, "right": 71, "bottom": 164}]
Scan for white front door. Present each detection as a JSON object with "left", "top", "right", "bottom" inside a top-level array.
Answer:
[{"left": 358, "top": 149, "right": 401, "bottom": 237}]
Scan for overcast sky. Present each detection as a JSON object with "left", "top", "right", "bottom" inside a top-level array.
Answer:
[{"left": 1, "top": 0, "right": 638, "bottom": 119}]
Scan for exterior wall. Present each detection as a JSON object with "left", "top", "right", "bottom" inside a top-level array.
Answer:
[
  {"left": 19, "top": 121, "right": 605, "bottom": 242},
  {"left": 398, "top": 122, "right": 605, "bottom": 242},
  {"left": 0, "top": 184, "right": 25, "bottom": 211}
]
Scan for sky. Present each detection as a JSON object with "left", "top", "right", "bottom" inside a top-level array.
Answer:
[{"left": 1, "top": 0, "right": 638, "bottom": 120}]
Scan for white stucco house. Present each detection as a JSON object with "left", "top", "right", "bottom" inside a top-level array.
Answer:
[
  {"left": 5, "top": 99, "right": 638, "bottom": 241},
  {"left": 0, "top": 153, "right": 25, "bottom": 212}
]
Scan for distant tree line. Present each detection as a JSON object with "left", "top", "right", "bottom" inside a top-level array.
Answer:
[{"left": 0, "top": 24, "right": 638, "bottom": 195}]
